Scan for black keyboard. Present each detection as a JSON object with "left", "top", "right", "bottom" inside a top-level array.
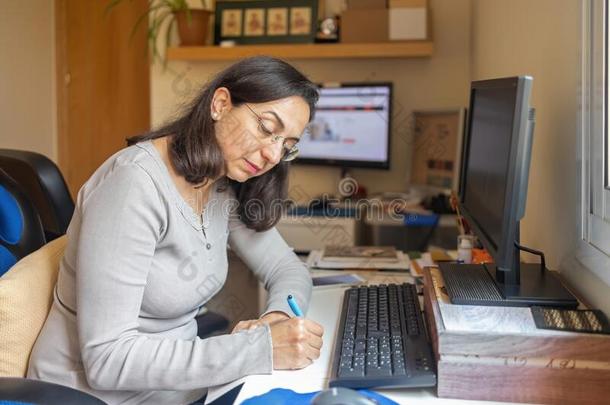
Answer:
[{"left": 329, "top": 283, "right": 437, "bottom": 389}]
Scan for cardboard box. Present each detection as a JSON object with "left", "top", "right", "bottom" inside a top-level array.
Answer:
[
  {"left": 389, "top": 0, "right": 428, "bottom": 40},
  {"left": 389, "top": 0, "right": 426, "bottom": 7},
  {"left": 423, "top": 267, "right": 610, "bottom": 405},
  {"left": 341, "top": 9, "right": 388, "bottom": 43},
  {"left": 347, "top": 0, "right": 386, "bottom": 9}
]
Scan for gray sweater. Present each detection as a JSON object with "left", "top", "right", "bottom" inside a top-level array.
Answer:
[{"left": 27, "top": 141, "right": 312, "bottom": 404}]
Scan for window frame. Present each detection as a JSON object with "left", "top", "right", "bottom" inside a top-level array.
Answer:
[{"left": 577, "top": 0, "right": 610, "bottom": 285}]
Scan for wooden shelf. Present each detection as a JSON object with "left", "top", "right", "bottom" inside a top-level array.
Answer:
[{"left": 166, "top": 41, "right": 433, "bottom": 61}]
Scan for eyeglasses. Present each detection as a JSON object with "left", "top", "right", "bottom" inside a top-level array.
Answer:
[{"left": 244, "top": 104, "right": 300, "bottom": 162}]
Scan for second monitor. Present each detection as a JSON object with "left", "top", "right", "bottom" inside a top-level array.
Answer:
[{"left": 296, "top": 83, "right": 392, "bottom": 169}]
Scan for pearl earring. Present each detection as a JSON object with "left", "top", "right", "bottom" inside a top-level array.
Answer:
[{"left": 212, "top": 112, "right": 219, "bottom": 120}]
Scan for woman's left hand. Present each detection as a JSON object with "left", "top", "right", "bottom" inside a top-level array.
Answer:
[{"left": 231, "top": 311, "right": 290, "bottom": 333}]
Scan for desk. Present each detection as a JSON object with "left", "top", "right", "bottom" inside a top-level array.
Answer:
[{"left": 238, "top": 270, "right": 518, "bottom": 405}]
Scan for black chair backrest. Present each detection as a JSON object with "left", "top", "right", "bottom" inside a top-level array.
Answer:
[
  {"left": 0, "top": 377, "right": 107, "bottom": 404},
  {"left": 0, "top": 169, "right": 46, "bottom": 277},
  {"left": 0, "top": 149, "right": 74, "bottom": 241}
]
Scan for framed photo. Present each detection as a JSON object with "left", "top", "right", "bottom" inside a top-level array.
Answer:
[
  {"left": 220, "top": 9, "right": 242, "bottom": 37},
  {"left": 214, "top": 0, "right": 318, "bottom": 45},
  {"left": 267, "top": 8, "right": 288, "bottom": 36},
  {"left": 244, "top": 8, "right": 265, "bottom": 37},
  {"left": 289, "top": 7, "right": 312, "bottom": 35}
]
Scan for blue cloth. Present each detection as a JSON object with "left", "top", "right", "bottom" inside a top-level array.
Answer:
[
  {"left": 287, "top": 206, "right": 359, "bottom": 218},
  {"left": 403, "top": 213, "right": 439, "bottom": 227},
  {"left": 0, "top": 185, "right": 23, "bottom": 245},
  {"left": 0, "top": 401, "right": 35, "bottom": 405},
  {"left": 241, "top": 388, "right": 400, "bottom": 405},
  {"left": 0, "top": 244, "right": 17, "bottom": 277}
]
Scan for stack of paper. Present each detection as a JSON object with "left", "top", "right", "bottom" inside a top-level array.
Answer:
[
  {"left": 306, "top": 248, "right": 410, "bottom": 270},
  {"left": 322, "top": 245, "right": 399, "bottom": 261}
]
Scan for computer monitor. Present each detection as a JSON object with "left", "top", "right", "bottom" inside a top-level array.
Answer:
[
  {"left": 440, "top": 76, "right": 578, "bottom": 307},
  {"left": 296, "top": 83, "right": 392, "bottom": 169}
]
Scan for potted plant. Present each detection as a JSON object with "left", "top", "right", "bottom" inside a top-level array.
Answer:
[{"left": 106, "top": 0, "right": 212, "bottom": 64}]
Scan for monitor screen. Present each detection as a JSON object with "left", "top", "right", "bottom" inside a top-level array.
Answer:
[
  {"left": 462, "top": 85, "right": 517, "bottom": 251},
  {"left": 296, "top": 84, "right": 391, "bottom": 169}
]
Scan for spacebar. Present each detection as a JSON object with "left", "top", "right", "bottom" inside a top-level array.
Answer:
[{"left": 338, "top": 367, "right": 365, "bottom": 378}]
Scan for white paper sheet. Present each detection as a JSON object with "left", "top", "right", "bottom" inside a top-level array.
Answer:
[
  {"left": 205, "top": 287, "right": 344, "bottom": 404},
  {"left": 306, "top": 250, "right": 410, "bottom": 270}
]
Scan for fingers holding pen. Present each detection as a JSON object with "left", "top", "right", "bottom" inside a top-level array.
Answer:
[
  {"left": 270, "top": 317, "right": 325, "bottom": 370},
  {"left": 305, "top": 319, "right": 324, "bottom": 337}
]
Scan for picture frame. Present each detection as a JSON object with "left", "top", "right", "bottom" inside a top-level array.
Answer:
[
  {"left": 220, "top": 8, "right": 243, "bottom": 37},
  {"left": 244, "top": 8, "right": 265, "bottom": 36},
  {"left": 267, "top": 7, "right": 288, "bottom": 36},
  {"left": 410, "top": 108, "right": 467, "bottom": 191},
  {"left": 214, "top": 0, "right": 318, "bottom": 45},
  {"left": 289, "top": 7, "right": 312, "bottom": 35}
]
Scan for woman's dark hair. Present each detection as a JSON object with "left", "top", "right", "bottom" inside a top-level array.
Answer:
[{"left": 127, "top": 56, "right": 318, "bottom": 231}]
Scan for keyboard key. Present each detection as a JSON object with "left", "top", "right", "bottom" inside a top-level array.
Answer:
[
  {"left": 366, "top": 366, "right": 392, "bottom": 377},
  {"left": 393, "top": 364, "right": 407, "bottom": 376},
  {"left": 338, "top": 367, "right": 365, "bottom": 378},
  {"left": 368, "top": 330, "right": 389, "bottom": 338}
]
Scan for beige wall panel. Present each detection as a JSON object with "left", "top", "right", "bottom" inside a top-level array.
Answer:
[{"left": 0, "top": 1, "right": 56, "bottom": 160}]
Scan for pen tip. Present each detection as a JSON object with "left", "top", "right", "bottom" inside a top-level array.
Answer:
[{"left": 288, "top": 295, "right": 293, "bottom": 299}]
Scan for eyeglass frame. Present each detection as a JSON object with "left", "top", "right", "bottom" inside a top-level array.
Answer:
[{"left": 244, "top": 103, "right": 301, "bottom": 162}]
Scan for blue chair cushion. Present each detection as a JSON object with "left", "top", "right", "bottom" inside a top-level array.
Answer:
[
  {"left": 0, "top": 244, "right": 17, "bottom": 277},
  {"left": 0, "top": 185, "right": 23, "bottom": 245}
]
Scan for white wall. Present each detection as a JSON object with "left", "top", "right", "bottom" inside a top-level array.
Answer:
[
  {"left": 151, "top": 0, "right": 472, "bottom": 203},
  {"left": 0, "top": 1, "right": 56, "bottom": 161},
  {"left": 471, "top": 0, "right": 610, "bottom": 311}
]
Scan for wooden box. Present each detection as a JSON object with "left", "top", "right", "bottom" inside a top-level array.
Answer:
[
  {"left": 341, "top": 9, "right": 388, "bottom": 43},
  {"left": 423, "top": 267, "right": 610, "bottom": 404}
]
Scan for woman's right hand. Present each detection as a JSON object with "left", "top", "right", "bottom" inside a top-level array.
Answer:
[{"left": 269, "top": 317, "right": 324, "bottom": 370}]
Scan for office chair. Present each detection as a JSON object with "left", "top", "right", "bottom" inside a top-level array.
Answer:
[
  {"left": 0, "top": 169, "right": 46, "bottom": 277},
  {"left": 0, "top": 171, "right": 93, "bottom": 402},
  {"left": 0, "top": 149, "right": 74, "bottom": 242},
  {"left": 0, "top": 378, "right": 105, "bottom": 405},
  {"left": 404, "top": 212, "right": 440, "bottom": 252}
]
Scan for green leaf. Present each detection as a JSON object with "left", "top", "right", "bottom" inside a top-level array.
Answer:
[
  {"left": 104, "top": 0, "right": 190, "bottom": 66},
  {"left": 163, "top": 18, "right": 176, "bottom": 70},
  {"left": 128, "top": 3, "right": 166, "bottom": 42},
  {"left": 103, "top": 0, "right": 132, "bottom": 17},
  {"left": 149, "top": 10, "right": 174, "bottom": 65}
]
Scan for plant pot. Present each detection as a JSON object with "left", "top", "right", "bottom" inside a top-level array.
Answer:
[{"left": 174, "top": 9, "right": 212, "bottom": 46}]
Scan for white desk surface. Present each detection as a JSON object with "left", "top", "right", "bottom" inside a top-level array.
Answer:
[{"left": 232, "top": 270, "right": 521, "bottom": 405}]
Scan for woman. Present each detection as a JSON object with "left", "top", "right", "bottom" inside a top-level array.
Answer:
[{"left": 27, "top": 56, "right": 324, "bottom": 404}]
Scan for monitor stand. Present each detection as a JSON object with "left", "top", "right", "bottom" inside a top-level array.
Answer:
[{"left": 439, "top": 262, "right": 578, "bottom": 308}]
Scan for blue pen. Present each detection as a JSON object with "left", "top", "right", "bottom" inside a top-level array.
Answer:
[{"left": 287, "top": 295, "right": 303, "bottom": 317}]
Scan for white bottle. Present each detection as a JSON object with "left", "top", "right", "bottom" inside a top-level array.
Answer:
[{"left": 457, "top": 236, "right": 474, "bottom": 264}]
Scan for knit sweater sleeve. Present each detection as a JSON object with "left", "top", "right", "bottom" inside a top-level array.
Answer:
[{"left": 75, "top": 164, "right": 273, "bottom": 391}]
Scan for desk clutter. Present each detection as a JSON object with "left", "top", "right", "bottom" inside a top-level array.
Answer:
[
  {"left": 423, "top": 267, "right": 610, "bottom": 404},
  {"left": 306, "top": 246, "right": 411, "bottom": 270}
]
